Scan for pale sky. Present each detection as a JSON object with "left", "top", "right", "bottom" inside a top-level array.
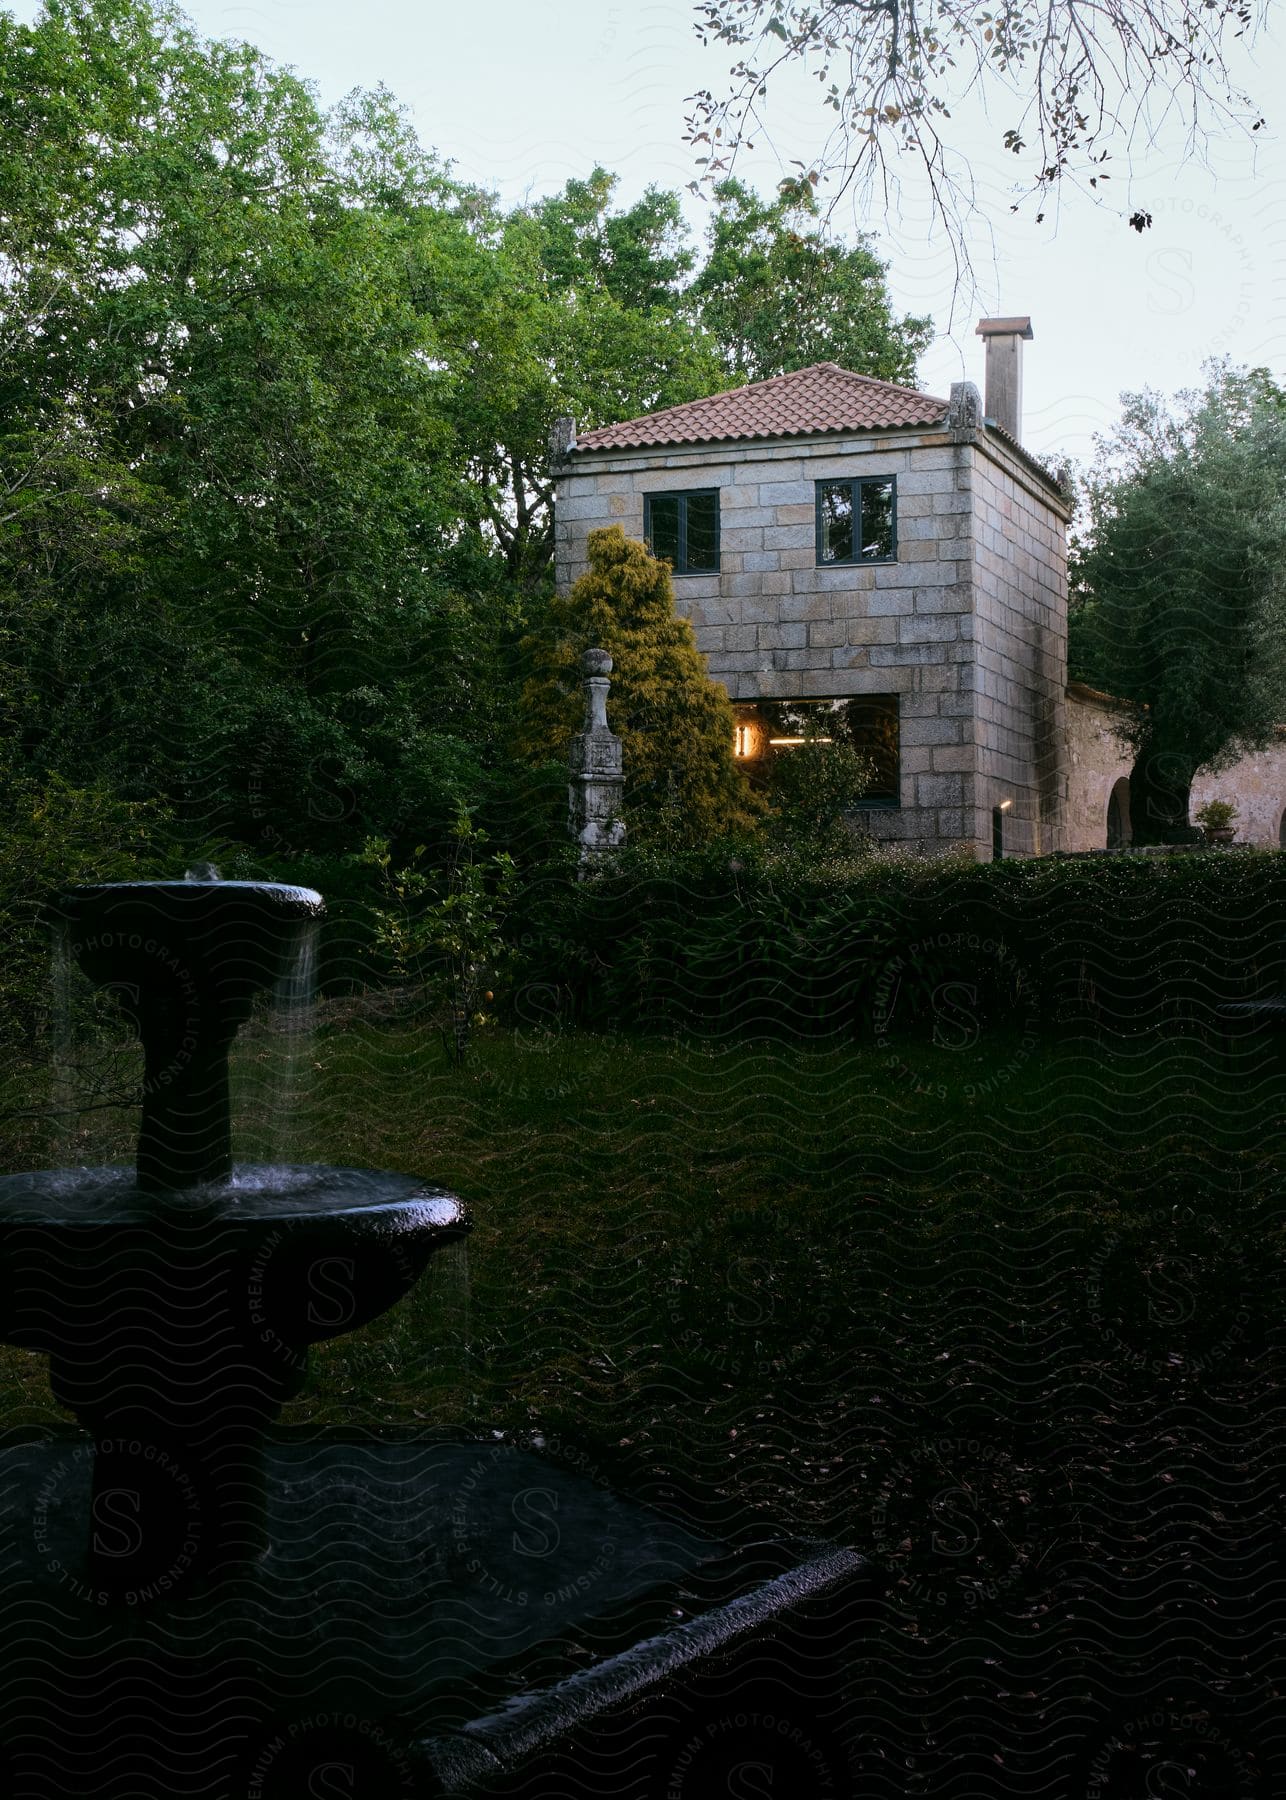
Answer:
[{"left": 9, "top": 0, "right": 1286, "bottom": 467}]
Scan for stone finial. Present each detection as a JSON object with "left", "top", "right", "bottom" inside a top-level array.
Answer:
[
  {"left": 569, "top": 647, "right": 625, "bottom": 864},
  {"left": 947, "top": 381, "right": 982, "bottom": 431},
  {"left": 581, "top": 648, "right": 613, "bottom": 734},
  {"left": 548, "top": 414, "right": 577, "bottom": 465},
  {"left": 1052, "top": 459, "right": 1076, "bottom": 503}
]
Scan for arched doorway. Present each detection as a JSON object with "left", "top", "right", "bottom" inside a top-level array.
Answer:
[{"left": 1106, "top": 777, "right": 1132, "bottom": 848}]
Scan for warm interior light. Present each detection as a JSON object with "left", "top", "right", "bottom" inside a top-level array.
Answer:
[
  {"left": 769, "top": 737, "right": 833, "bottom": 746},
  {"left": 734, "top": 724, "right": 756, "bottom": 757}
]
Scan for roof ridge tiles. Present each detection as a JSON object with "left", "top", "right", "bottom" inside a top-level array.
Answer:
[{"left": 573, "top": 361, "right": 951, "bottom": 454}]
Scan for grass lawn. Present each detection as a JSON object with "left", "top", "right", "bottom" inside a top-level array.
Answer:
[{"left": 3, "top": 1014, "right": 1283, "bottom": 1791}]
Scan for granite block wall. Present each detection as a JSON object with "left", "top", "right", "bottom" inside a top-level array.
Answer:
[
  {"left": 554, "top": 430, "right": 980, "bottom": 852},
  {"left": 968, "top": 439, "right": 1071, "bottom": 858},
  {"left": 1065, "top": 687, "right": 1286, "bottom": 849}
]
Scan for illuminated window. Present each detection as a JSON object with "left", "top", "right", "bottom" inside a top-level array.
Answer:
[
  {"left": 815, "top": 477, "right": 897, "bottom": 564},
  {"left": 644, "top": 489, "right": 720, "bottom": 575},
  {"left": 742, "top": 695, "right": 900, "bottom": 807}
]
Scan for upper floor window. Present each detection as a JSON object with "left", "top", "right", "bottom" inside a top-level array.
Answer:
[
  {"left": 644, "top": 488, "right": 720, "bottom": 575},
  {"left": 815, "top": 476, "right": 896, "bottom": 565}
]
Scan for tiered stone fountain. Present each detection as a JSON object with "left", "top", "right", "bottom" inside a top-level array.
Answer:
[
  {"left": 0, "top": 875, "right": 870, "bottom": 1799},
  {"left": 0, "top": 878, "right": 468, "bottom": 1594}
]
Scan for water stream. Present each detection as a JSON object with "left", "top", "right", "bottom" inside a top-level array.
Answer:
[{"left": 239, "top": 919, "right": 320, "bottom": 1167}]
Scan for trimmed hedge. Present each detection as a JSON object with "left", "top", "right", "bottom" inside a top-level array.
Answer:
[{"left": 511, "top": 846, "right": 1286, "bottom": 1040}]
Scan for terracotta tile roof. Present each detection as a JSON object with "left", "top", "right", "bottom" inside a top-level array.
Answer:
[{"left": 572, "top": 362, "right": 950, "bottom": 453}]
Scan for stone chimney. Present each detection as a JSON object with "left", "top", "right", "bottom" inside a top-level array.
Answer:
[
  {"left": 548, "top": 413, "right": 577, "bottom": 466},
  {"left": 975, "top": 317, "right": 1033, "bottom": 442}
]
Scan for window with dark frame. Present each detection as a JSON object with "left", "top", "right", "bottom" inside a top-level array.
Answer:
[
  {"left": 815, "top": 476, "right": 897, "bottom": 564},
  {"left": 644, "top": 489, "right": 720, "bottom": 575}
]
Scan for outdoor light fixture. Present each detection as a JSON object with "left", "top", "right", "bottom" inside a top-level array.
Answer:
[
  {"left": 734, "top": 723, "right": 757, "bottom": 757},
  {"left": 768, "top": 736, "right": 833, "bottom": 747},
  {"left": 992, "top": 801, "right": 1010, "bottom": 861}
]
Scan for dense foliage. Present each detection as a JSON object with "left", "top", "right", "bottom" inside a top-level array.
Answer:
[
  {"left": 0, "top": 0, "right": 505, "bottom": 874},
  {"left": 1071, "top": 364, "right": 1286, "bottom": 839},
  {"left": 688, "top": 179, "right": 931, "bottom": 386},
  {"left": 516, "top": 843, "right": 1286, "bottom": 1039},
  {"left": 517, "top": 526, "right": 762, "bottom": 847},
  {"left": 764, "top": 731, "right": 874, "bottom": 853},
  {"left": 0, "top": 0, "right": 930, "bottom": 1052}
]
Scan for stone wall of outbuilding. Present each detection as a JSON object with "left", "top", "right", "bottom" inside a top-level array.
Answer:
[
  {"left": 1191, "top": 743, "right": 1286, "bottom": 847},
  {"left": 1061, "top": 685, "right": 1135, "bottom": 852},
  {"left": 1063, "top": 685, "right": 1286, "bottom": 849}
]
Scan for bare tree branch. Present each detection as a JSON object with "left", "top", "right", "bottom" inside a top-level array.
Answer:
[{"left": 687, "top": 0, "right": 1268, "bottom": 281}]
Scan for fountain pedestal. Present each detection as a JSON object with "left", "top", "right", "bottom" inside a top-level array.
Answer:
[{"left": 56, "top": 879, "right": 326, "bottom": 1191}]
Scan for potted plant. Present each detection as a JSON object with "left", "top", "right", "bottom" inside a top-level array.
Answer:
[{"left": 1194, "top": 798, "right": 1239, "bottom": 844}]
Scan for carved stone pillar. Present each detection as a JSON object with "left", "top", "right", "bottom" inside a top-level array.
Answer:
[{"left": 569, "top": 649, "right": 626, "bottom": 863}]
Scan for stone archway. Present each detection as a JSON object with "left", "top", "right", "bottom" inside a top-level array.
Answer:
[{"left": 1106, "top": 776, "right": 1132, "bottom": 848}]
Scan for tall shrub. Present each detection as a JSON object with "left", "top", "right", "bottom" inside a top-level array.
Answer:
[{"left": 517, "top": 526, "right": 761, "bottom": 846}]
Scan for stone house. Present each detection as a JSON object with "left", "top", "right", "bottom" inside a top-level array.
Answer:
[{"left": 552, "top": 321, "right": 1286, "bottom": 856}]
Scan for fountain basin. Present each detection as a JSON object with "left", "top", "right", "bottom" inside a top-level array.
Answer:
[
  {"left": 0, "top": 1165, "right": 469, "bottom": 1587},
  {"left": 0, "top": 1162, "right": 468, "bottom": 1353}
]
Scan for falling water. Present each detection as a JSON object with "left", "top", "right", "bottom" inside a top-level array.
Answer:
[
  {"left": 48, "top": 921, "right": 76, "bottom": 1166},
  {"left": 236, "top": 919, "right": 321, "bottom": 1167}
]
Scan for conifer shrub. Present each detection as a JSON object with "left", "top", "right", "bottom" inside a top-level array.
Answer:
[{"left": 517, "top": 526, "right": 762, "bottom": 847}]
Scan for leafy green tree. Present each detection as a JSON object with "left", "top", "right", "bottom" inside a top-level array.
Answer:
[
  {"left": 1071, "top": 363, "right": 1286, "bottom": 839},
  {"left": 0, "top": 0, "right": 507, "bottom": 869},
  {"left": 766, "top": 734, "right": 874, "bottom": 854},
  {"left": 533, "top": 168, "right": 698, "bottom": 315},
  {"left": 517, "top": 527, "right": 761, "bottom": 847},
  {"left": 424, "top": 170, "right": 725, "bottom": 594},
  {"left": 691, "top": 180, "right": 932, "bottom": 384},
  {"left": 364, "top": 807, "right": 516, "bottom": 1063}
]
